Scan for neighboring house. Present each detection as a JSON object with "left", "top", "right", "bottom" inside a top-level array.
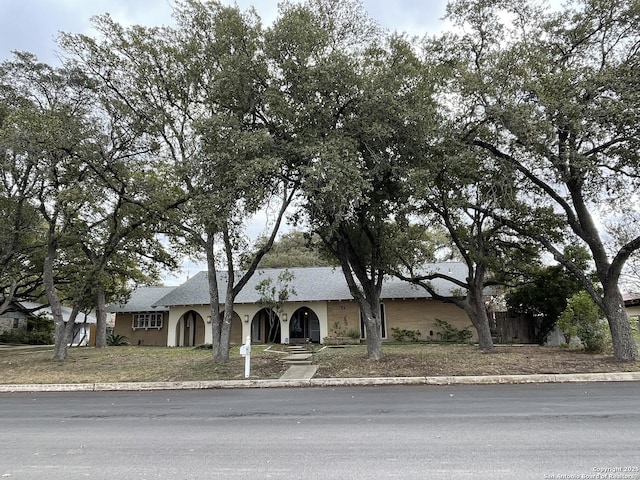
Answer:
[
  {"left": 0, "top": 301, "right": 96, "bottom": 346},
  {"left": 0, "top": 303, "right": 29, "bottom": 335},
  {"left": 109, "top": 263, "right": 484, "bottom": 347},
  {"left": 624, "top": 293, "right": 640, "bottom": 318}
]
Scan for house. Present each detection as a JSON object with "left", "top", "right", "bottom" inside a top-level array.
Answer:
[
  {"left": 108, "top": 286, "right": 174, "bottom": 346},
  {"left": 624, "top": 293, "right": 640, "bottom": 318},
  {"left": 0, "top": 303, "right": 30, "bottom": 334},
  {"left": 0, "top": 301, "right": 96, "bottom": 346},
  {"left": 109, "top": 263, "right": 481, "bottom": 347}
]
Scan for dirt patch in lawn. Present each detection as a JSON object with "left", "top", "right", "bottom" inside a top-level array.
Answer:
[{"left": 313, "top": 344, "right": 640, "bottom": 378}]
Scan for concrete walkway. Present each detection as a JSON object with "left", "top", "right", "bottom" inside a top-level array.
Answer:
[{"left": 280, "top": 364, "right": 318, "bottom": 380}]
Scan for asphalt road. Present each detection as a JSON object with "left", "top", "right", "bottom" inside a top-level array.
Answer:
[{"left": 2, "top": 382, "right": 640, "bottom": 479}]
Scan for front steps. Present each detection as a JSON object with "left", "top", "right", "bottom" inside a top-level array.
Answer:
[
  {"left": 282, "top": 345, "right": 313, "bottom": 365},
  {"left": 278, "top": 345, "right": 318, "bottom": 380}
]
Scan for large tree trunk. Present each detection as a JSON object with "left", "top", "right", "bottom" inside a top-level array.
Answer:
[
  {"left": 565, "top": 178, "right": 637, "bottom": 361},
  {"left": 359, "top": 298, "right": 383, "bottom": 360},
  {"left": 465, "top": 288, "right": 494, "bottom": 351},
  {"left": 44, "top": 243, "right": 69, "bottom": 361},
  {"left": 214, "top": 227, "right": 237, "bottom": 364},
  {"left": 332, "top": 237, "right": 385, "bottom": 361},
  {"left": 205, "top": 232, "right": 222, "bottom": 356},
  {"left": 215, "top": 297, "right": 234, "bottom": 363},
  {"left": 602, "top": 289, "right": 637, "bottom": 362},
  {"left": 94, "top": 281, "right": 107, "bottom": 348}
]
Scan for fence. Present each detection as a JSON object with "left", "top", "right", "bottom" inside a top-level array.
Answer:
[{"left": 493, "top": 312, "right": 537, "bottom": 344}]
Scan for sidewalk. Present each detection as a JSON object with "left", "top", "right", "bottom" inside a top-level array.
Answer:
[
  {"left": 2, "top": 343, "right": 640, "bottom": 393},
  {"left": 2, "top": 371, "right": 640, "bottom": 393}
]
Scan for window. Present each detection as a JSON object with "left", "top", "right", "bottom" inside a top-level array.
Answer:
[
  {"left": 133, "top": 313, "right": 163, "bottom": 330},
  {"left": 13, "top": 319, "right": 20, "bottom": 329},
  {"left": 360, "top": 303, "right": 386, "bottom": 339}
]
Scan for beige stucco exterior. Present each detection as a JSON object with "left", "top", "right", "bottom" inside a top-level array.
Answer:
[{"left": 114, "top": 297, "right": 474, "bottom": 346}]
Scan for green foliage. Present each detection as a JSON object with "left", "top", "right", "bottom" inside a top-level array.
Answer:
[
  {"left": 255, "top": 269, "right": 296, "bottom": 312},
  {"left": 106, "top": 334, "right": 130, "bottom": 346},
  {"left": 391, "top": 328, "right": 421, "bottom": 342},
  {"left": 557, "top": 292, "right": 608, "bottom": 353},
  {"left": 346, "top": 329, "right": 361, "bottom": 340},
  {"left": 242, "top": 231, "right": 336, "bottom": 269},
  {"left": 255, "top": 269, "right": 296, "bottom": 343},
  {"left": 505, "top": 247, "right": 591, "bottom": 343},
  {"left": 630, "top": 317, "right": 640, "bottom": 346},
  {"left": 434, "top": 319, "right": 472, "bottom": 343},
  {"left": 438, "top": 0, "right": 640, "bottom": 360}
]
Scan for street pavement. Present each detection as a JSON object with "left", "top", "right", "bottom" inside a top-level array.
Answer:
[{"left": 3, "top": 383, "right": 640, "bottom": 479}]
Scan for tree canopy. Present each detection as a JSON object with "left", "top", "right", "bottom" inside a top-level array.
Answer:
[{"left": 2, "top": 0, "right": 639, "bottom": 363}]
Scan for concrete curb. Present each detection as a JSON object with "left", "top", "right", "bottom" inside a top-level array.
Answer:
[{"left": 2, "top": 371, "right": 640, "bottom": 393}]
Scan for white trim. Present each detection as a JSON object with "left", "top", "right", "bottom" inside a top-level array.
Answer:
[{"left": 132, "top": 312, "right": 164, "bottom": 330}]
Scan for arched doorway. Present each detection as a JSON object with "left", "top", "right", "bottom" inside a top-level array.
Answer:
[
  {"left": 175, "top": 310, "right": 205, "bottom": 346},
  {"left": 251, "top": 308, "right": 281, "bottom": 344},
  {"left": 289, "top": 307, "right": 320, "bottom": 343},
  {"left": 228, "top": 312, "right": 243, "bottom": 345}
]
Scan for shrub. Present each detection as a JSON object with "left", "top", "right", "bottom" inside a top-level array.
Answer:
[
  {"left": 434, "top": 319, "right": 472, "bottom": 343},
  {"left": 346, "top": 328, "right": 361, "bottom": 339},
  {"left": 107, "top": 334, "right": 130, "bottom": 346},
  {"left": 557, "top": 291, "right": 608, "bottom": 352},
  {"left": 0, "top": 315, "right": 54, "bottom": 345},
  {"left": 391, "top": 328, "right": 421, "bottom": 342}
]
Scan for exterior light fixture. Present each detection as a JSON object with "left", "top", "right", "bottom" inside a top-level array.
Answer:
[
  {"left": 282, "top": 313, "right": 288, "bottom": 322},
  {"left": 206, "top": 316, "right": 212, "bottom": 324},
  {"left": 244, "top": 315, "right": 249, "bottom": 323}
]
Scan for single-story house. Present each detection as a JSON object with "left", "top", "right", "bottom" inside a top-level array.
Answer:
[
  {"left": 109, "top": 263, "right": 483, "bottom": 347},
  {"left": 0, "top": 301, "right": 96, "bottom": 346}
]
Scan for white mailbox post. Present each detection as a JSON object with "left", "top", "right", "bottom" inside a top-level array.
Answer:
[{"left": 239, "top": 335, "right": 251, "bottom": 378}]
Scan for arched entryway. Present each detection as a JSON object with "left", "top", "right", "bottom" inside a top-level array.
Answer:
[
  {"left": 175, "top": 310, "right": 205, "bottom": 346},
  {"left": 228, "top": 312, "right": 244, "bottom": 345},
  {"left": 251, "top": 308, "right": 281, "bottom": 344},
  {"left": 289, "top": 307, "right": 320, "bottom": 343}
]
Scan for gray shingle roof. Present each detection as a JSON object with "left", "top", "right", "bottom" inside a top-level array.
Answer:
[
  {"left": 15, "top": 302, "right": 98, "bottom": 323},
  {"left": 153, "top": 263, "right": 470, "bottom": 307},
  {"left": 107, "top": 286, "right": 175, "bottom": 313}
]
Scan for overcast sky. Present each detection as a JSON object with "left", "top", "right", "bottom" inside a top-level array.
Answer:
[{"left": 0, "top": 0, "right": 451, "bottom": 65}]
